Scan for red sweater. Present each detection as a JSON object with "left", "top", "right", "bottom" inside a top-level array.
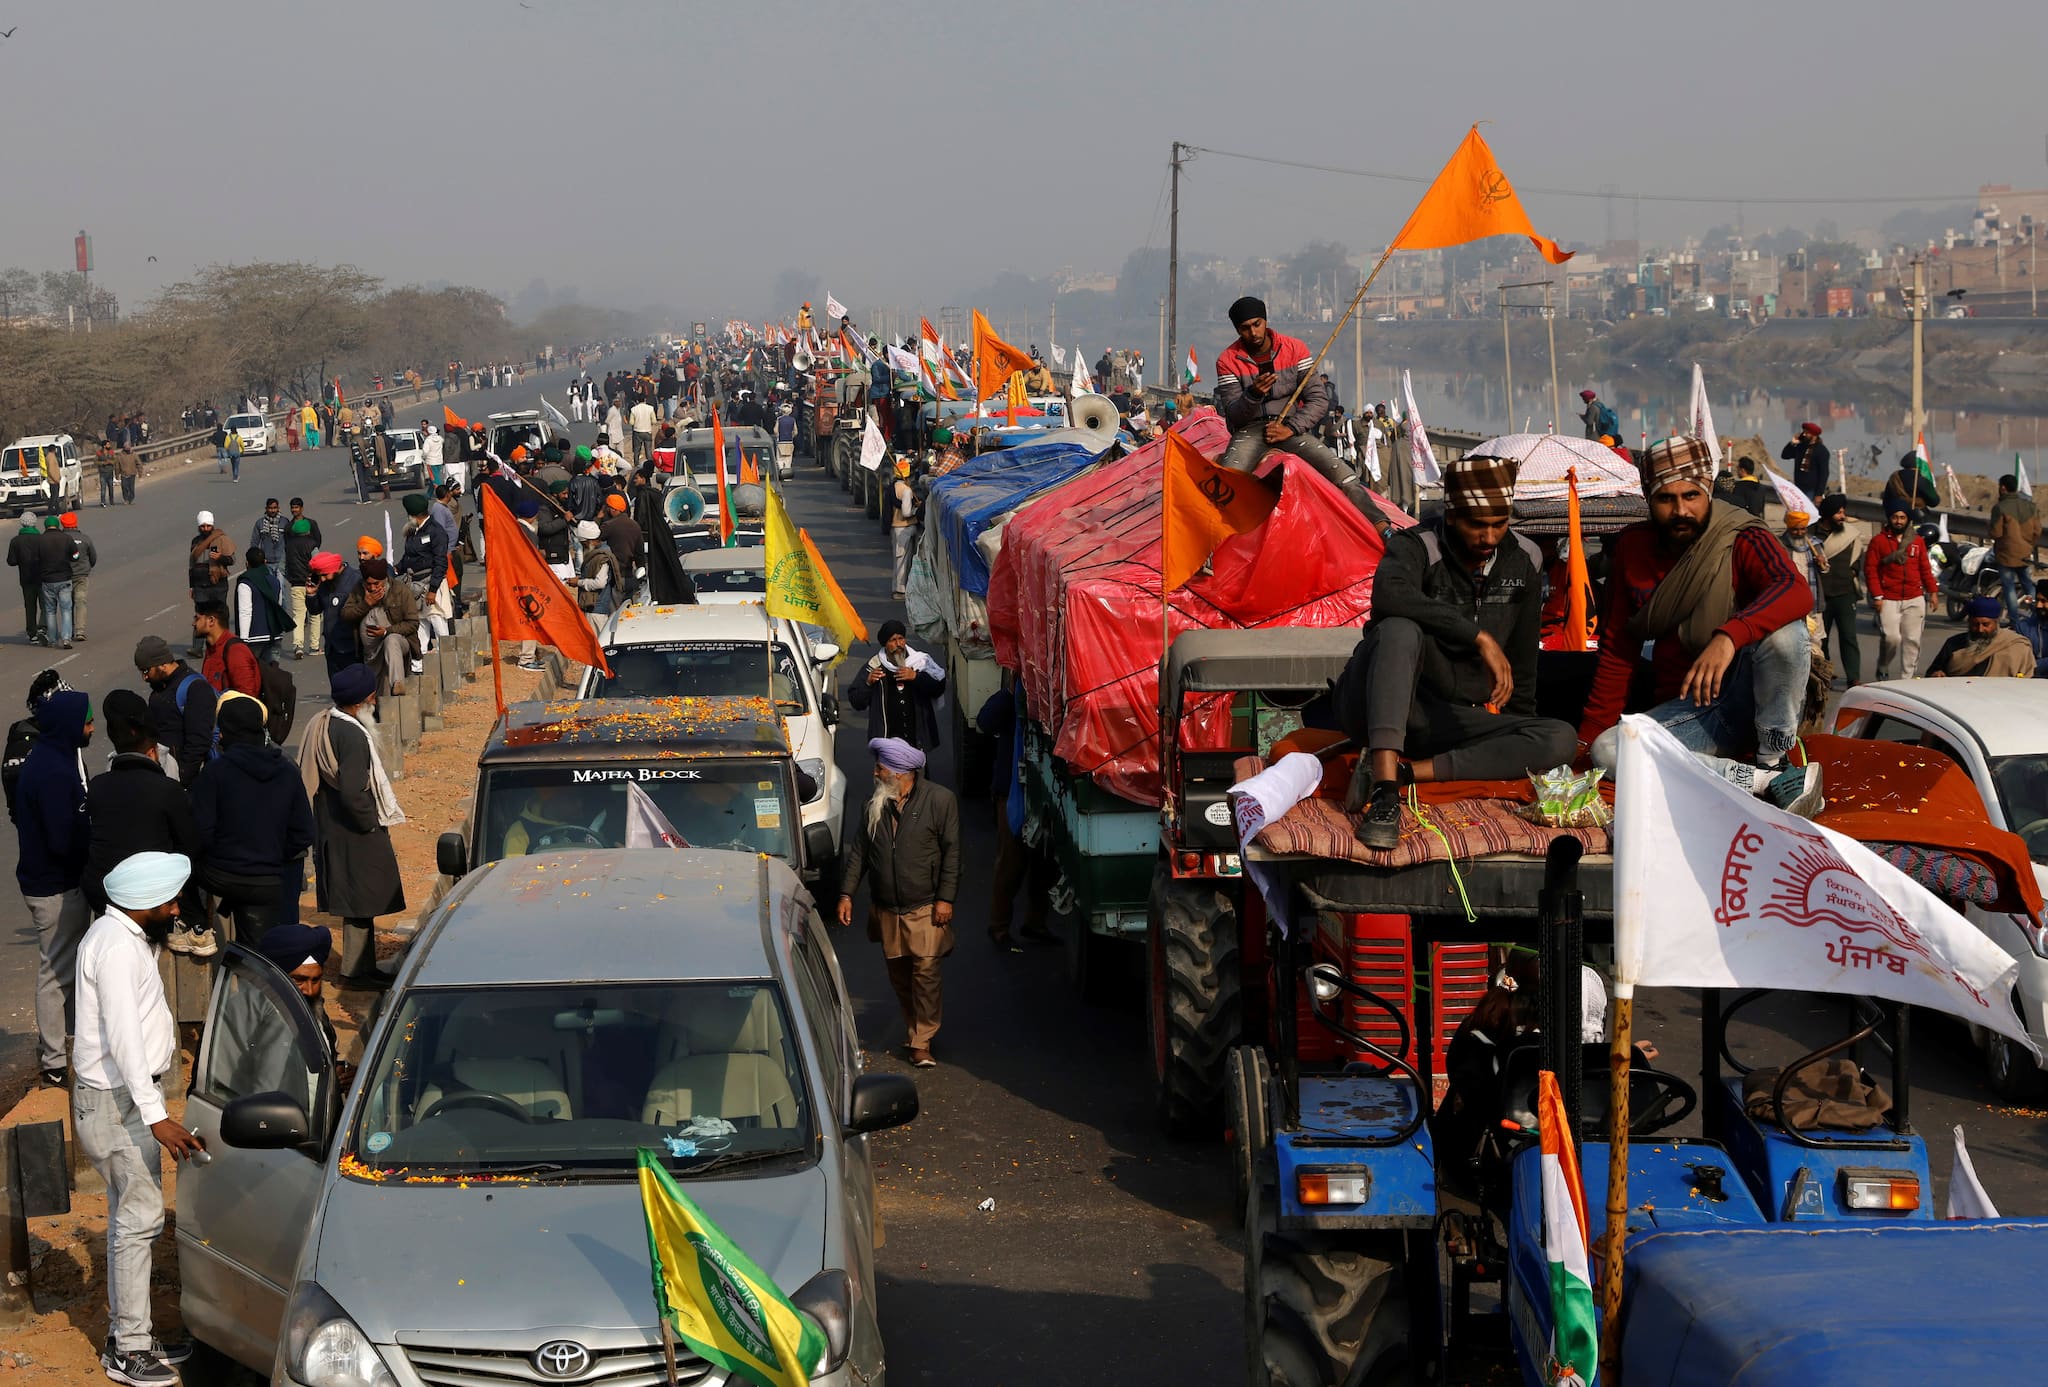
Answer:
[
  {"left": 203, "top": 635, "right": 263, "bottom": 698},
  {"left": 1861, "top": 528, "right": 1938, "bottom": 601},
  {"left": 1577, "top": 522, "right": 1812, "bottom": 744}
]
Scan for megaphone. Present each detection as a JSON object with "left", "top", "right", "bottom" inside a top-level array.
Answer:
[
  {"left": 792, "top": 346, "right": 814, "bottom": 373},
  {"left": 1070, "top": 392, "right": 1119, "bottom": 443},
  {"left": 665, "top": 486, "right": 705, "bottom": 525}
]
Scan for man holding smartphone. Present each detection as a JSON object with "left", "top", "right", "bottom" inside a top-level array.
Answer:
[{"left": 1212, "top": 297, "right": 1378, "bottom": 519}]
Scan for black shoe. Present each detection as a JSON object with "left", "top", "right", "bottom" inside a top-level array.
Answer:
[
  {"left": 39, "top": 1066, "right": 66, "bottom": 1088},
  {"left": 340, "top": 969, "right": 393, "bottom": 991},
  {"left": 1354, "top": 782, "right": 1402, "bottom": 852},
  {"left": 106, "top": 1336, "right": 191, "bottom": 1367},
  {"left": 101, "top": 1348, "right": 176, "bottom": 1387}
]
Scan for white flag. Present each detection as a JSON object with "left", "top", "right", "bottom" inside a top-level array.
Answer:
[
  {"left": 2018, "top": 457, "right": 2034, "bottom": 498},
  {"left": 1763, "top": 465, "right": 1817, "bottom": 520},
  {"left": 1401, "top": 369, "right": 1442, "bottom": 486},
  {"left": 1944, "top": 463, "right": 1969, "bottom": 513},
  {"left": 384, "top": 508, "right": 394, "bottom": 558},
  {"left": 1360, "top": 420, "right": 1383, "bottom": 483},
  {"left": 886, "top": 344, "right": 921, "bottom": 376},
  {"left": 1947, "top": 1125, "right": 2000, "bottom": 1219},
  {"left": 1071, "top": 347, "right": 1093, "bottom": 394},
  {"left": 541, "top": 396, "right": 572, "bottom": 433},
  {"left": 826, "top": 292, "right": 848, "bottom": 322},
  {"left": 623, "top": 781, "right": 689, "bottom": 848},
  {"left": 859, "top": 408, "right": 887, "bottom": 472},
  {"left": 1050, "top": 342, "right": 1067, "bottom": 368},
  {"left": 1611, "top": 715, "right": 2035, "bottom": 1051},
  {"left": 1689, "top": 362, "right": 1724, "bottom": 474}
]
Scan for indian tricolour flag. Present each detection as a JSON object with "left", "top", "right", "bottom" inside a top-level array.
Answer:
[
  {"left": 1537, "top": 1070, "right": 1597, "bottom": 1385},
  {"left": 1182, "top": 347, "right": 1200, "bottom": 386}
]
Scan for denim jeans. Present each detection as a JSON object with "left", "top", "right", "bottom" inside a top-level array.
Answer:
[
  {"left": 23, "top": 888, "right": 87, "bottom": 1069},
  {"left": 39, "top": 579, "right": 73, "bottom": 644},
  {"left": 74, "top": 1078, "right": 167, "bottom": 1354},
  {"left": 1593, "top": 619, "right": 1810, "bottom": 771},
  {"left": 97, "top": 465, "right": 116, "bottom": 506},
  {"left": 1999, "top": 564, "right": 2033, "bottom": 626}
]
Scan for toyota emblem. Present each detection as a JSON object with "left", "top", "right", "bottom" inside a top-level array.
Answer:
[{"left": 532, "top": 1341, "right": 592, "bottom": 1379}]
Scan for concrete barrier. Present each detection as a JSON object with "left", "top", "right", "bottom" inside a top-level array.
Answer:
[
  {"left": 368, "top": 706, "right": 405, "bottom": 778},
  {"left": 418, "top": 649, "right": 445, "bottom": 726},
  {"left": 384, "top": 692, "right": 422, "bottom": 750}
]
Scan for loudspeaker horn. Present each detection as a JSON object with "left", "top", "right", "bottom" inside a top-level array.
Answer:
[
  {"left": 792, "top": 346, "right": 814, "bottom": 373},
  {"left": 1070, "top": 392, "right": 1119, "bottom": 441},
  {"left": 665, "top": 486, "right": 705, "bottom": 525}
]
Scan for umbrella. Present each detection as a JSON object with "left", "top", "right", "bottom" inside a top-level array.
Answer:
[{"left": 1466, "top": 433, "right": 1641, "bottom": 503}]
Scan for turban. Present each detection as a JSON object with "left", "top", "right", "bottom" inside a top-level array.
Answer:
[
  {"left": 1227, "top": 296, "right": 1267, "bottom": 328},
  {"left": 931, "top": 425, "right": 953, "bottom": 445},
  {"left": 513, "top": 495, "right": 542, "bottom": 520},
  {"left": 1801, "top": 422, "right": 1822, "bottom": 436},
  {"left": 196, "top": 510, "right": 214, "bottom": 526},
  {"left": 253, "top": 921, "right": 332, "bottom": 975},
  {"left": 43, "top": 514, "right": 63, "bottom": 531},
  {"left": 894, "top": 459, "right": 911, "bottom": 477},
  {"left": 575, "top": 445, "right": 594, "bottom": 462},
  {"left": 60, "top": 512, "right": 77, "bottom": 530},
  {"left": 1883, "top": 494, "right": 1911, "bottom": 518},
  {"left": 1818, "top": 494, "right": 1848, "bottom": 519},
  {"left": 357, "top": 535, "right": 384, "bottom": 556},
  {"left": 575, "top": 520, "right": 601, "bottom": 541},
  {"left": 133, "top": 635, "right": 174, "bottom": 672},
  {"left": 215, "top": 692, "right": 269, "bottom": 746},
  {"left": 105, "top": 851, "right": 192, "bottom": 911},
  {"left": 510, "top": 445, "right": 528, "bottom": 462},
  {"left": 289, "top": 518, "right": 313, "bottom": 535},
  {"left": 605, "top": 493, "right": 628, "bottom": 512},
  {"left": 1443, "top": 454, "right": 1518, "bottom": 518},
  {"left": 308, "top": 550, "right": 343, "bottom": 576},
  {"left": 1579, "top": 389, "right": 1597, "bottom": 401},
  {"left": 869, "top": 737, "right": 926, "bottom": 773},
  {"left": 877, "top": 619, "right": 906, "bottom": 645},
  {"left": 1642, "top": 436, "right": 1715, "bottom": 496},
  {"left": 359, "top": 557, "right": 390, "bottom": 580},
  {"left": 402, "top": 493, "right": 430, "bottom": 516},
  {"left": 330, "top": 663, "right": 377, "bottom": 706},
  {"left": 1966, "top": 596, "right": 2003, "bottom": 620}
]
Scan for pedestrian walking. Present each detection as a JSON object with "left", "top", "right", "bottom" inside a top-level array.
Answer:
[
  {"left": 194, "top": 600, "right": 263, "bottom": 697},
  {"left": 96, "top": 441, "right": 119, "bottom": 507},
  {"left": 3, "top": 669, "right": 70, "bottom": 825},
  {"left": 15, "top": 688, "right": 93, "bottom": 1087},
  {"left": 225, "top": 428, "right": 243, "bottom": 482},
  {"left": 310, "top": 550, "right": 360, "bottom": 678},
  {"left": 300, "top": 401, "right": 320, "bottom": 450},
  {"left": 232, "top": 548, "right": 293, "bottom": 664},
  {"left": 1864, "top": 497, "right": 1938, "bottom": 680},
  {"left": 1990, "top": 473, "right": 2041, "bottom": 626},
  {"left": 250, "top": 497, "right": 288, "bottom": 570},
  {"left": 8, "top": 514, "right": 45, "bottom": 644},
  {"left": 62, "top": 511, "right": 96, "bottom": 641},
  {"left": 187, "top": 511, "right": 234, "bottom": 657},
  {"left": 847, "top": 621, "right": 945, "bottom": 750},
  {"left": 299, "top": 664, "right": 403, "bottom": 989},
  {"left": 210, "top": 421, "right": 230, "bottom": 472},
  {"left": 114, "top": 446, "right": 139, "bottom": 505},
  {"left": 37, "top": 512, "right": 78, "bottom": 648},
  {"left": 192, "top": 694, "right": 313, "bottom": 943},
  {"left": 284, "top": 519, "right": 321, "bottom": 658},
  {"left": 834, "top": 738, "right": 960, "bottom": 1067},
  {"left": 83, "top": 690, "right": 210, "bottom": 955},
  {"left": 72, "top": 850, "right": 207, "bottom": 1387}
]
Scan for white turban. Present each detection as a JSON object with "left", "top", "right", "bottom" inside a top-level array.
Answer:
[
  {"left": 196, "top": 510, "right": 214, "bottom": 527},
  {"left": 104, "top": 852, "right": 193, "bottom": 910}
]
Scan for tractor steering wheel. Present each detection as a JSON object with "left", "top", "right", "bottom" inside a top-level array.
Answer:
[{"left": 1626, "top": 1066, "right": 1699, "bottom": 1137}]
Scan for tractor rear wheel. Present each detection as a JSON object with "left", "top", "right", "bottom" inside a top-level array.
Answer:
[
  {"left": 1224, "top": 1045, "right": 1271, "bottom": 1218},
  {"left": 1149, "top": 863, "right": 1243, "bottom": 1139},
  {"left": 1246, "top": 1168, "right": 1412, "bottom": 1387}
]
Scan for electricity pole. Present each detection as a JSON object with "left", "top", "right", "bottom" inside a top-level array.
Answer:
[
  {"left": 1910, "top": 257, "right": 1926, "bottom": 447},
  {"left": 1167, "top": 142, "right": 1186, "bottom": 406}
]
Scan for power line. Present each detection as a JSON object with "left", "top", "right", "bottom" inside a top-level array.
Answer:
[{"left": 1181, "top": 143, "right": 1981, "bottom": 208}]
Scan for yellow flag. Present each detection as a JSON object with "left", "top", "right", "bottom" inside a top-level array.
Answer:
[{"left": 763, "top": 481, "right": 866, "bottom": 652}]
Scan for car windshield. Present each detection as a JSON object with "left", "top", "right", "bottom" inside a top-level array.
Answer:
[
  {"left": 346, "top": 982, "right": 812, "bottom": 1179},
  {"left": 1991, "top": 754, "right": 2048, "bottom": 862},
  {"left": 677, "top": 443, "right": 771, "bottom": 485},
  {"left": 1, "top": 446, "right": 52, "bottom": 474},
  {"left": 478, "top": 761, "right": 794, "bottom": 864},
  {"left": 674, "top": 527, "right": 764, "bottom": 555},
  {"left": 386, "top": 430, "right": 420, "bottom": 450},
  {"left": 228, "top": 414, "right": 263, "bottom": 429},
  {"left": 688, "top": 566, "right": 766, "bottom": 595},
  {"left": 493, "top": 423, "right": 547, "bottom": 458},
  {"left": 591, "top": 640, "right": 807, "bottom": 714}
]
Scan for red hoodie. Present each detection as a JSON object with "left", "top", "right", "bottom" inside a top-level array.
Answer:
[{"left": 1577, "top": 520, "right": 1812, "bottom": 745}]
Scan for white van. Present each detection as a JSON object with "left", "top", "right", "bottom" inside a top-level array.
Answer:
[{"left": 0, "top": 435, "right": 84, "bottom": 514}]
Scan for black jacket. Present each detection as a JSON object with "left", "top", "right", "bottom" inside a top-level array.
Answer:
[
  {"left": 836, "top": 775, "right": 961, "bottom": 910},
  {"left": 192, "top": 741, "right": 315, "bottom": 879},
  {"left": 146, "top": 661, "right": 219, "bottom": 784},
  {"left": 34, "top": 528, "right": 75, "bottom": 583},
  {"left": 13, "top": 692, "right": 91, "bottom": 896},
  {"left": 398, "top": 518, "right": 449, "bottom": 586},
  {"left": 284, "top": 530, "right": 321, "bottom": 585},
  {"left": 536, "top": 507, "right": 571, "bottom": 563},
  {"left": 568, "top": 472, "right": 604, "bottom": 523},
  {"left": 1358, "top": 521, "right": 1545, "bottom": 715},
  {"left": 82, "top": 753, "right": 201, "bottom": 911},
  {"left": 6, "top": 529, "right": 42, "bottom": 585},
  {"left": 848, "top": 659, "right": 945, "bottom": 748}
]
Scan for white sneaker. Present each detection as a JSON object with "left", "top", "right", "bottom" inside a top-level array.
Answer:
[
  {"left": 165, "top": 922, "right": 197, "bottom": 955},
  {"left": 185, "top": 924, "right": 220, "bottom": 959}
]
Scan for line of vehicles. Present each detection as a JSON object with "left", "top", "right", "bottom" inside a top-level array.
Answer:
[{"left": 167, "top": 392, "right": 901, "bottom": 1386}]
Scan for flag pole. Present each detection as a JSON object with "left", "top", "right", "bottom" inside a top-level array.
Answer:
[
  {"left": 1596, "top": 982, "right": 1634, "bottom": 1379},
  {"left": 490, "top": 632, "right": 505, "bottom": 717},
  {"left": 660, "top": 1317, "right": 681, "bottom": 1387},
  {"left": 1272, "top": 244, "right": 1398, "bottom": 423}
]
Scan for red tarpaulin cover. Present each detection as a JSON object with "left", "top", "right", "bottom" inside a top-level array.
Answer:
[{"left": 988, "top": 408, "right": 1407, "bottom": 805}]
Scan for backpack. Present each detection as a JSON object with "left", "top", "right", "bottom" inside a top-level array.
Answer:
[
  {"left": 173, "top": 670, "right": 222, "bottom": 763},
  {"left": 216, "top": 639, "right": 298, "bottom": 744},
  {"left": 1594, "top": 402, "right": 1620, "bottom": 438}
]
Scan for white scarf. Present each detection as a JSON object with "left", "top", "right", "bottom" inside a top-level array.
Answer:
[{"left": 326, "top": 707, "right": 405, "bottom": 827}]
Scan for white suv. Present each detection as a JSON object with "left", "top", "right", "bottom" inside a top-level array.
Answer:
[
  {"left": 226, "top": 412, "right": 272, "bottom": 454},
  {"left": 0, "top": 435, "right": 83, "bottom": 514},
  {"left": 578, "top": 603, "right": 847, "bottom": 876}
]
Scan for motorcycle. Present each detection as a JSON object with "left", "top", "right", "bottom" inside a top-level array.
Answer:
[{"left": 1925, "top": 522, "right": 2003, "bottom": 621}]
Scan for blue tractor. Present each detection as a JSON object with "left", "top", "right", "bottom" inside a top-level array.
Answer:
[{"left": 1233, "top": 837, "right": 2048, "bottom": 1385}]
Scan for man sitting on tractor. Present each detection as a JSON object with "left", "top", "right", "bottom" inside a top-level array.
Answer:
[
  {"left": 1212, "top": 297, "right": 1378, "bottom": 519},
  {"left": 1577, "top": 436, "right": 1820, "bottom": 811},
  {"left": 1334, "top": 453, "right": 1576, "bottom": 850}
]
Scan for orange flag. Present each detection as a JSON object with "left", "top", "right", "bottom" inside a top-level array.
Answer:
[
  {"left": 712, "top": 408, "right": 735, "bottom": 546},
  {"left": 1564, "top": 468, "right": 1594, "bottom": 650},
  {"left": 971, "top": 309, "right": 1034, "bottom": 403},
  {"left": 739, "top": 452, "right": 761, "bottom": 486},
  {"left": 443, "top": 405, "right": 469, "bottom": 433},
  {"left": 478, "top": 485, "right": 611, "bottom": 677},
  {"left": 1159, "top": 431, "right": 1279, "bottom": 593},
  {"left": 1389, "top": 126, "right": 1573, "bottom": 266}
]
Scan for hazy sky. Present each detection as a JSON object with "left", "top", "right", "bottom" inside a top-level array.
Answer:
[{"left": 6, "top": 0, "right": 2043, "bottom": 320}]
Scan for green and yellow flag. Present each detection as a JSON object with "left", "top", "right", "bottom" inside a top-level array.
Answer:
[
  {"left": 637, "top": 1149, "right": 826, "bottom": 1387},
  {"left": 762, "top": 481, "right": 867, "bottom": 655}
]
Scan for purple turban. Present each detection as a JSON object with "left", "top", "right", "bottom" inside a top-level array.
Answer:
[{"left": 869, "top": 737, "right": 926, "bottom": 773}]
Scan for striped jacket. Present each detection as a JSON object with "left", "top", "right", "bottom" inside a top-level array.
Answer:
[{"left": 1213, "top": 330, "right": 1331, "bottom": 435}]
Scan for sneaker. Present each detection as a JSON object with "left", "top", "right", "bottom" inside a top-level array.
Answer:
[
  {"left": 1354, "top": 782, "right": 1402, "bottom": 852},
  {"left": 105, "top": 1337, "right": 191, "bottom": 1367},
  {"left": 184, "top": 924, "right": 220, "bottom": 959},
  {"left": 516, "top": 659, "right": 546, "bottom": 673},
  {"left": 101, "top": 1347, "right": 176, "bottom": 1387},
  {"left": 908, "top": 1047, "right": 937, "bottom": 1068},
  {"left": 1765, "top": 763, "right": 1825, "bottom": 819},
  {"left": 39, "top": 1067, "right": 65, "bottom": 1088},
  {"left": 165, "top": 921, "right": 198, "bottom": 955}
]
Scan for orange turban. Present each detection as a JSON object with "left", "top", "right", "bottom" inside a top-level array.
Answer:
[{"left": 357, "top": 536, "right": 384, "bottom": 556}]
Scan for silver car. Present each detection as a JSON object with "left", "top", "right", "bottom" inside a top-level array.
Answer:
[{"left": 176, "top": 848, "right": 913, "bottom": 1385}]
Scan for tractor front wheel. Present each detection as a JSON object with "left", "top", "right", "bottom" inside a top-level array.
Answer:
[{"left": 1149, "top": 863, "right": 1243, "bottom": 1139}]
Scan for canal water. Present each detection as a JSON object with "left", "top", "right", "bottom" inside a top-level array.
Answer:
[{"left": 1367, "top": 364, "right": 2048, "bottom": 483}]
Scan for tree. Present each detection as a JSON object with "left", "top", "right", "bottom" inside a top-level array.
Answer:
[
  {"left": 0, "top": 268, "right": 37, "bottom": 320},
  {"left": 157, "top": 261, "right": 381, "bottom": 401},
  {"left": 40, "top": 270, "right": 92, "bottom": 322}
]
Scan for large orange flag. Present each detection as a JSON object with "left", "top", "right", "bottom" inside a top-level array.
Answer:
[
  {"left": 443, "top": 406, "right": 469, "bottom": 433},
  {"left": 1563, "top": 468, "right": 1595, "bottom": 651},
  {"left": 712, "top": 408, "right": 735, "bottom": 546},
  {"left": 971, "top": 310, "right": 1034, "bottom": 402},
  {"left": 1159, "top": 431, "right": 1279, "bottom": 593},
  {"left": 1389, "top": 126, "right": 1573, "bottom": 266},
  {"left": 479, "top": 485, "right": 611, "bottom": 677}
]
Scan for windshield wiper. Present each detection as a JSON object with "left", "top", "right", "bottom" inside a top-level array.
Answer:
[
  {"left": 519, "top": 1164, "right": 638, "bottom": 1183},
  {"left": 672, "top": 1148, "right": 801, "bottom": 1177}
]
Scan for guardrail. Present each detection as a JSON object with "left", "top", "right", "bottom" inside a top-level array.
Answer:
[{"left": 129, "top": 379, "right": 467, "bottom": 466}]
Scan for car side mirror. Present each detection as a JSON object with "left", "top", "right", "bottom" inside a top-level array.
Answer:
[
  {"left": 810, "top": 642, "right": 840, "bottom": 666},
  {"left": 847, "top": 1073, "right": 919, "bottom": 1135},
  {"left": 437, "top": 832, "right": 468, "bottom": 879},
  {"left": 220, "top": 1092, "right": 312, "bottom": 1151},
  {"left": 820, "top": 693, "right": 841, "bottom": 728}
]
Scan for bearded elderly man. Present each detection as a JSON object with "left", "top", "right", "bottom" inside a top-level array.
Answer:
[
  {"left": 835, "top": 737, "right": 960, "bottom": 1068},
  {"left": 1334, "top": 453, "right": 1576, "bottom": 849},
  {"left": 1926, "top": 596, "right": 2038, "bottom": 678},
  {"left": 1579, "top": 436, "right": 1820, "bottom": 811}
]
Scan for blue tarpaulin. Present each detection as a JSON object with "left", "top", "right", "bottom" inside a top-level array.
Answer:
[{"left": 927, "top": 439, "right": 1105, "bottom": 596}]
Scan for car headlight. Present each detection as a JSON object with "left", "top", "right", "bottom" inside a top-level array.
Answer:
[
  {"left": 797, "top": 758, "right": 828, "bottom": 804},
  {"left": 790, "top": 1268, "right": 851, "bottom": 1373},
  {"left": 282, "top": 1282, "right": 397, "bottom": 1387}
]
